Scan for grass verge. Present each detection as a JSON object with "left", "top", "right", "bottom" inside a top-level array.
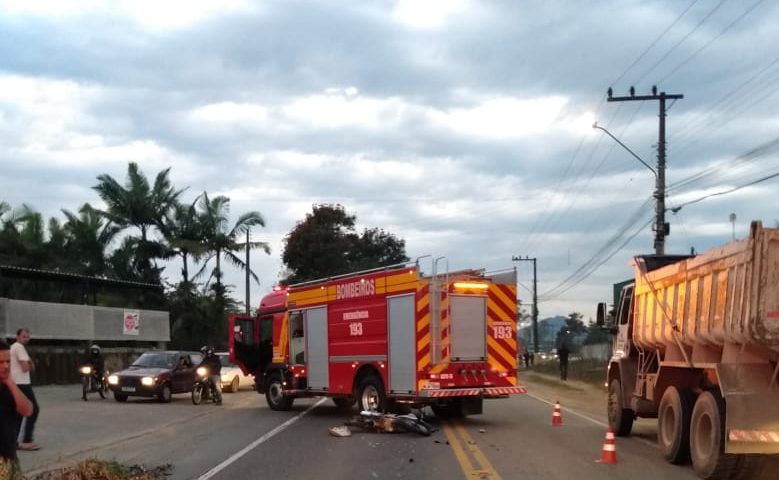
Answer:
[{"left": 28, "top": 459, "right": 172, "bottom": 480}]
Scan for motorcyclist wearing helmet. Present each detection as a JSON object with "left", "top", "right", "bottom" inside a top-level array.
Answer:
[
  {"left": 84, "top": 344, "right": 105, "bottom": 382},
  {"left": 197, "top": 346, "right": 222, "bottom": 405}
]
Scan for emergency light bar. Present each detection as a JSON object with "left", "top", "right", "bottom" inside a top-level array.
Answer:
[{"left": 453, "top": 281, "right": 489, "bottom": 291}]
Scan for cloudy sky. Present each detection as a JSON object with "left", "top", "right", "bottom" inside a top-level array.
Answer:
[{"left": 1, "top": 0, "right": 778, "bottom": 320}]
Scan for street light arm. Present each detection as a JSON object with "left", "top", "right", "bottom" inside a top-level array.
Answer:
[{"left": 592, "top": 122, "right": 656, "bottom": 177}]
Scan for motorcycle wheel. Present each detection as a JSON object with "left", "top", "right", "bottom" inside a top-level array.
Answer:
[
  {"left": 98, "top": 378, "right": 106, "bottom": 399},
  {"left": 192, "top": 384, "right": 203, "bottom": 405},
  {"left": 82, "top": 376, "right": 90, "bottom": 401}
]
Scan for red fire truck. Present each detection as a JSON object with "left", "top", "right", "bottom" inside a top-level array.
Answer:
[{"left": 228, "top": 263, "right": 526, "bottom": 416}]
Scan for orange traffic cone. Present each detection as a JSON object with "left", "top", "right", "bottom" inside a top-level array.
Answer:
[
  {"left": 597, "top": 428, "right": 617, "bottom": 464},
  {"left": 551, "top": 401, "right": 563, "bottom": 426}
]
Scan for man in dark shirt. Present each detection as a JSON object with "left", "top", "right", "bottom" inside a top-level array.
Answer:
[
  {"left": 558, "top": 343, "right": 571, "bottom": 381},
  {"left": 1, "top": 340, "right": 33, "bottom": 479}
]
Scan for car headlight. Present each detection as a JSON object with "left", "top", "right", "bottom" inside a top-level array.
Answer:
[
  {"left": 108, "top": 375, "right": 119, "bottom": 385},
  {"left": 141, "top": 376, "right": 155, "bottom": 386},
  {"left": 221, "top": 374, "right": 229, "bottom": 381},
  {"left": 80, "top": 366, "right": 92, "bottom": 375}
]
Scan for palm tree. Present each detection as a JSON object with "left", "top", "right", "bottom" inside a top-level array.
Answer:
[
  {"left": 0, "top": 203, "right": 47, "bottom": 268},
  {"left": 163, "top": 197, "right": 207, "bottom": 285},
  {"left": 92, "top": 162, "right": 185, "bottom": 282},
  {"left": 195, "top": 192, "right": 270, "bottom": 297},
  {"left": 61, "top": 203, "right": 121, "bottom": 276}
]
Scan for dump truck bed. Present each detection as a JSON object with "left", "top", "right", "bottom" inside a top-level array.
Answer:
[{"left": 632, "top": 221, "right": 779, "bottom": 353}]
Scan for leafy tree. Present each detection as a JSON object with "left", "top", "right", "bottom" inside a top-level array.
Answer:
[
  {"left": 282, "top": 204, "right": 409, "bottom": 284},
  {"left": 555, "top": 312, "right": 587, "bottom": 351},
  {"left": 349, "top": 227, "right": 408, "bottom": 271}
]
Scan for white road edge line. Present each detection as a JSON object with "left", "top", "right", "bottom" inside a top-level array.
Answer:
[
  {"left": 525, "top": 392, "right": 656, "bottom": 448},
  {"left": 197, "top": 397, "right": 328, "bottom": 480}
]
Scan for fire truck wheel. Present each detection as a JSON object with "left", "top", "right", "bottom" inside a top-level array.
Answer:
[
  {"left": 658, "top": 386, "right": 693, "bottom": 464},
  {"left": 608, "top": 379, "right": 634, "bottom": 436},
  {"left": 332, "top": 397, "right": 355, "bottom": 410},
  {"left": 690, "top": 390, "right": 739, "bottom": 479},
  {"left": 357, "top": 375, "right": 386, "bottom": 412},
  {"left": 265, "top": 372, "right": 294, "bottom": 411}
]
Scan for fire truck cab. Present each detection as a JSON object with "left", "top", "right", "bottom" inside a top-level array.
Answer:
[{"left": 229, "top": 263, "right": 525, "bottom": 415}]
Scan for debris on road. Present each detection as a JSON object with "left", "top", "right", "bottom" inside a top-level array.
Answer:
[
  {"left": 329, "top": 426, "right": 352, "bottom": 437},
  {"left": 345, "top": 410, "right": 434, "bottom": 436}
]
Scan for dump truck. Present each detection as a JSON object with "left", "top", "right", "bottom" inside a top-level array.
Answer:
[
  {"left": 597, "top": 221, "right": 779, "bottom": 479},
  {"left": 229, "top": 262, "right": 526, "bottom": 416}
]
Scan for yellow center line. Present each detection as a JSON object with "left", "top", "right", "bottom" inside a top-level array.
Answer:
[{"left": 442, "top": 421, "right": 503, "bottom": 480}]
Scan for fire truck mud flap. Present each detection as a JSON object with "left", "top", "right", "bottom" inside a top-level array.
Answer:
[{"left": 717, "top": 364, "right": 779, "bottom": 454}]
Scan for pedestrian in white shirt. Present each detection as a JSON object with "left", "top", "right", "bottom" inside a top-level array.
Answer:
[{"left": 10, "top": 328, "right": 39, "bottom": 451}]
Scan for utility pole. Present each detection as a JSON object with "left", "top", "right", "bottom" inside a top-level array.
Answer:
[
  {"left": 607, "top": 85, "right": 683, "bottom": 255},
  {"left": 512, "top": 256, "right": 538, "bottom": 354},
  {"left": 245, "top": 229, "right": 250, "bottom": 314}
]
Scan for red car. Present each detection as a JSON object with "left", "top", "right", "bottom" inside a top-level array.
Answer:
[{"left": 107, "top": 350, "right": 203, "bottom": 403}]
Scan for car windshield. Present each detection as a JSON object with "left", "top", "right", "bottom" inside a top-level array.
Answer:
[
  {"left": 132, "top": 352, "right": 176, "bottom": 369},
  {"left": 218, "top": 355, "right": 234, "bottom": 368}
]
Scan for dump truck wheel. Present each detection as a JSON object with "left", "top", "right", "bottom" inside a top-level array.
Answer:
[
  {"left": 690, "top": 391, "right": 739, "bottom": 479},
  {"left": 608, "top": 379, "right": 634, "bottom": 436},
  {"left": 265, "top": 372, "right": 293, "bottom": 411},
  {"left": 658, "top": 386, "right": 693, "bottom": 464}
]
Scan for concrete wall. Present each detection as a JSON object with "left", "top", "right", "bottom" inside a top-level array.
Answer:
[{"left": 0, "top": 297, "right": 169, "bottom": 342}]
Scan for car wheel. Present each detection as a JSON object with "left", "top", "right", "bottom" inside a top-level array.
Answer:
[
  {"left": 158, "top": 384, "right": 172, "bottom": 403},
  {"left": 230, "top": 377, "right": 239, "bottom": 393},
  {"left": 114, "top": 392, "right": 128, "bottom": 402},
  {"left": 265, "top": 372, "right": 293, "bottom": 411}
]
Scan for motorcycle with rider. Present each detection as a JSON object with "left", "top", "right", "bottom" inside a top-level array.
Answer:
[
  {"left": 80, "top": 343, "right": 108, "bottom": 400},
  {"left": 191, "top": 346, "right": 223, "bottom": 405}
]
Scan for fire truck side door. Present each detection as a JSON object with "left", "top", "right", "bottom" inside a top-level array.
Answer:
[
  {"left": 305, "top": 306, "right": 329, "bottom": 390},
  {"left": 388, "top": 294, "right": 416, "bottom": 394}
]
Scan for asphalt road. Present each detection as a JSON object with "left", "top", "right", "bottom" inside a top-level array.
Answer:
[{"left": 18, "top": 376, "right": 776, "bottom": 480}]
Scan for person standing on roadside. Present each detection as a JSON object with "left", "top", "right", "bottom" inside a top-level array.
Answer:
[
  {"left": 11, "top": 328, "right": 40, "bottom": 451},
  {"left": 558, "top": 342, "right": 570, "bottom": 381},
  {"left": 1, "top": 339, "right": 34, "bottom": 479}
]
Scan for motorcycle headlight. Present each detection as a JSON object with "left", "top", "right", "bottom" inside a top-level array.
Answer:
[
  {"left": 108, "top": 375, "right": 119, "bottom": 385},
  {"left": 80, "top": 366, "right": 92, "bottom": 375},
  {"left": 141, "top": 376, "right": 155, "bottom": 386},
  {"left": 196, "top": 367, "right": 208, "bottom": 377}
]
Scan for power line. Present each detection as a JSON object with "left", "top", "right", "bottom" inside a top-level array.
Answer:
[
  {"left": 669, "top": 170, "right": 779, "bottom": 213},
  {"left": 658, "top": 0, "right": 767, "bottom": 83},
  {"left": 633, "top": 0, "right": 728, "bottom": 84},
  {"left": 610, "top": 0, "right": 701, "bottom": 87}
]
